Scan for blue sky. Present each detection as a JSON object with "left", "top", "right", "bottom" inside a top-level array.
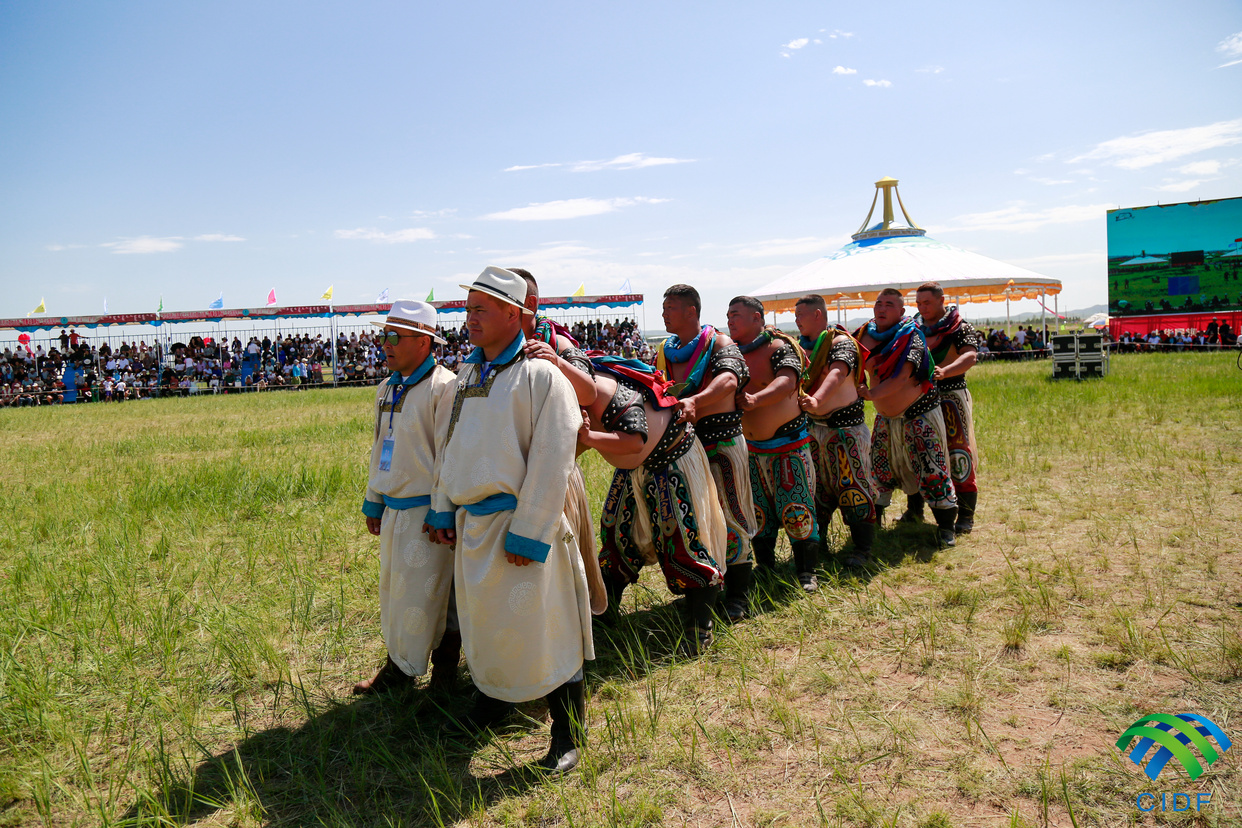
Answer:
[{"left": 2, "top": 1, "right": 1241, "bottom": 328}]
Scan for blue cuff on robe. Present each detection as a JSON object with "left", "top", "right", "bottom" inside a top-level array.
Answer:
[
  {"left": 361, "top": 499, "right": 385, "bottom": 519},
  {"left": 426, "top": 508, "right": 456, "bottom": 529},
  {"left": 504, "top": 532, "right": 550, "bottom": 563}
]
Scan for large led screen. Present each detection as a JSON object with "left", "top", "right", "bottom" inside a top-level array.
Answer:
[{"left": 1107, "top": 196, "right": 1242, "bottom": 316}]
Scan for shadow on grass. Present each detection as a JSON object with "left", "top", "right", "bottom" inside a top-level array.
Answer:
[{"left": 117, "top": 685, "right": 558, "bottom": 827}]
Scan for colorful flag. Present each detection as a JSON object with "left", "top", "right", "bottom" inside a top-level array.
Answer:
[
  {"left": 157, "top": 296, "right": 163, "bottom": 314},
  {"left": 30, "top": 297, "right": 46, "bottom": 315},
  {"left": 377, "top": 288, "right": 390, "bottom": 303},
  {"left": 103, "top": 297, "right": 108, "bottom": 314},
  {"left": 572, "top": 284, "right": 586, "bottom": 297},
  {"left": 620, "top": 278, "right": 632, "bottom": 294},
  {"left": 426, "top": 288, "right": 435, "bottom": 301},
  {"left": 321, "top": 285, "right": 334, "bottom": 301},
  {"left": 266, "top": 288, "right": 277, "bottom": 307},
  {"left": 209, "top": 293, "right": 224, "bottom": 310}
]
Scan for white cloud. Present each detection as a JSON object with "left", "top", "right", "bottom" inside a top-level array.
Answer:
[
  {"left": 1218, "top": 31, "right": 1242, "bottom": 59},
  {"left": 409, "top": 208, "right": 458, "bottom": 218},
  {"left": 917, "top": 65, "right": 945, "bottom": 74},
  {"left": 783, "top": 37, "right": 809, "bottom": 50},
  {"left": 1069, "top": 119, "right": 1242, "bottom": 169},
  {"left": 103, "top": 236, "right": 183, "bottom": 254},
  {"left": 45, "top": 243, "right": 86, "bottom": 252},
  {"left": 735, "top": 235, "right": 849, "bottom": 258},
  {"left": 334, "top": 227, "right": 436, "bottom": 242},
  {"left": 1027, "top": 176, "right": 1074, "bottom": 185},
  {"left": 1175, "top": 159, "right": 1221, "bottom": 175},
  {"left": 824, "top": 29, "right": 854, "bottom": 39},
  {"left": 1152, "top": 179, "right": 1206, "bottom": 193},
  {"left": 832, "top": 66, "right": 857, "bottom": 75},
  {"left": 194, "top": 234, "right": 245, "bottom": 242},
  {"left": 934, "top": 202, "right": 1111, "bottom": 233},
  {"left": 484, "top": 197, "right": 669, "bottom": 221},
  {"left": 863, "top": 79, "right": 892, "bottom": 87},
  {"left": 504, "top": 152, "right": 694, "bottom": 173}
]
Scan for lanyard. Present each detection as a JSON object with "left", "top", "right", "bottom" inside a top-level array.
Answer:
[{"left": 386, "top": 384, "right": 409, "bottom": 434}]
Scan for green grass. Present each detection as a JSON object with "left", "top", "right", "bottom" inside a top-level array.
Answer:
[{"left": 1, "top": 353, "right": 1239, "bottom": 826}]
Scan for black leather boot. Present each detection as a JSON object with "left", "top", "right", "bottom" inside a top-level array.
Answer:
[
  {"left": 791, "top": 539, "right": 819, "bottom": 592},
  {"left": 538, "top": 678, "right": 586, "bottom": 774},
  {"left": 721, "top": 562, "right": 753, "bottom": 622},
  {"left": 680, "top": 588, "right": 717, "bottom": 657},
  {"left": 897, "top": 494, "right": 925, "bottom": 523},
  {"left": 843, "top": 521, "right": 876, "bottom": 569},
  {"left": 752, "top": 535, "right": 778, "bottom": 571},
  {"left": 352, "top": 655, "right": 415, "bottom": 695},
  {"left": 875, "top": 505, "right": 886, "bottom": 527},
  {"left": 427, "top": 629, "right": 462, "bottom": 693},
  {"left": 443, "top": 690, "right": 515, "bottom": 737},
  {"left": 595, "top": 578, "right": 628, "bottom": 629},
  {"left": 955, "top": 491, "right": 977, "bottom": 535},
  {"left": 930, "top": 506, "right": 958, "bottom": 548}
]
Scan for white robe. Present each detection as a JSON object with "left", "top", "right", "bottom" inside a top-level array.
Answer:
[
  {"left": 363, "top": 364, "right": 457, "bottom": 676},
  {"left": 429, "top": 339, "right": 593, "bottom": 703}
]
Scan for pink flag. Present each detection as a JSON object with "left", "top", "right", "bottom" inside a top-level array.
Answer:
[{"left": 266, "top": 288, "right": 277, "bottom": 307}]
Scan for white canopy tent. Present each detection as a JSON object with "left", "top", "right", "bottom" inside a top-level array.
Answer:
[{"left": 750, "top": 177, "right": 1063, "bottom": 330}]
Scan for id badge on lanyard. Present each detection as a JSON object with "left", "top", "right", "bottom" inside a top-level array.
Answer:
[{"left": 379, "top": 385, "right": 406, "bottom": 471}]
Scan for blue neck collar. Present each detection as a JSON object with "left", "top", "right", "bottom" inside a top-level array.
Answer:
[
  {"left": 387, "top": 355, "right": 435, "bottom": 386},
  {"left": 465, "top": 331, "right": 525, "bottom": 366}
]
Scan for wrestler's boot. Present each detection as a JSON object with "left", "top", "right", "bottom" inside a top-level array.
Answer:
[
  {"left": 426, "top": 629, "right": 462, "bottom": 693},
  {"left": 443, "top": 690, "right": 516, "bottom": 737},
  {"left": 791, "top": 539, "right": 820, "bottom": 592},
  {"left": 954, "top": 492, "right": 977, "bottom": 535},
  {"left": 352, "top": 655, "right": 416, "bottom": 695},
  {"left": 897, "top": 494, "right": 925, "bottom": 523},
  {"left": 595, "top": 578, "right": 629, "bottom": 629},
  {"left": 539, "top": 678, "right": 586, "bottom": 774},
  {"left": 721, "top": 562, "right": 754, "bottom": 622},
  {"left": 752, "top": 535, "right": 779, "bottom": 573},
  {"left": 930, "top": 506, "right": 958, "bottom": 548},
  {"left": 680, "top": 587, "right": 718, "bottom": 657},
  {"left": 843, "top": 521, "right": 877, "bottom": 569}
]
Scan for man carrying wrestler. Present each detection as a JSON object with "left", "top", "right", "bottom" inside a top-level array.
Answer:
[
  {"left": 857, "top": 288, "right": 958, "bottom": 547},
  {"left": 658, "top": 284, "right": 753, "bottom": 607},
  {"left": 727, "top": 296, "right": 821, "bottom": 601},
  {"left": 584, "top": 355, "right": 728, "bottom": 654},
  {"left": 916, "top": 282, "right": 980, "bottom": 535},
  {"left": 355, "top": 300, "right": 461, "bottom": 695},
  {"left": 795, "top": 294, "right": 880, "bottom": 569},
  {"left": 426, "top": 267, "right": 594, "bottom": 774}
]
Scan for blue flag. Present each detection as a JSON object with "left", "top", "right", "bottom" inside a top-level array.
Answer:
[{"left": 209, "top": 293, "right": 224, "bottom": 310}]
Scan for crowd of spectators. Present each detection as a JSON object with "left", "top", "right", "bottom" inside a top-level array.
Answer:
[
  {"left": 2, "top": 317, "right": 646, "bottom": 407},
  {"left": 1112, "top": 319, "right": 1236, "bottom": 352},
  {"left": 976, "top": 326, "right": 1049, "bottom": 360}
]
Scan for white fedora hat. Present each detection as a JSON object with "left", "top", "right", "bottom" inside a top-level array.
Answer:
[
  {"left": 458, "top": 266, "right": 534, "bottom": 315},
  {"left": 370, "top": 299, "right": 447, "bottom": 344}
]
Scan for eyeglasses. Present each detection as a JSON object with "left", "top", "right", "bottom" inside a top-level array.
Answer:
[{"left": 380, "top": 331, "right": 419, "bottom": 347}]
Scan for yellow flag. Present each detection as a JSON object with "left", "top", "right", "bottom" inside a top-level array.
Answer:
[
  {"left": 30, "top": 298, "right": 46, "bottom": 315},
  {"left": 321, "top": 285, "right": 334, "bottom": 301},
  {"left": 571, "top": 284, "right": 586, "bottom": 297}
]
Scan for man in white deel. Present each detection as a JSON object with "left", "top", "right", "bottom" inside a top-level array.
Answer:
[
  {"left": 354, "top": 300, "right": 461, "bottom": 695},
  {"left": 426, "top": 267, "right": 593, "bottom": 774}
]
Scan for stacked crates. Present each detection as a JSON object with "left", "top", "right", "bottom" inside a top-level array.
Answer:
[{"left": 1051, "top": 333, "right": 1109, "bottom": 380}]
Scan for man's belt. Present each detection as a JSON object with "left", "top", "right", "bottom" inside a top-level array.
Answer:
[
  {"left": 643, "top": 421, "right": 696, "bottom": 470},
  {"left": 904, "top": 389, "right": 941, "bottom": 418},
  {"left": 695, "top": 410, "right": 744, "bottom": 444},
  {"left": 811, "top": 398, "right": 865, "bottom": 428},
  {"left": 382, "top": 494, "right": 431, "bottom": 510},
  {"left": 936, "top": 375, "right": 968, "bottom": 392},
  {"left": 461, "top": 493, "right": 517, "bottom": 515}
]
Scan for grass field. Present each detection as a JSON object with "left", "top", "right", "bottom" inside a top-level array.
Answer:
[{"left": 1, "top": 353, "right": 1239, "bottom": 827}]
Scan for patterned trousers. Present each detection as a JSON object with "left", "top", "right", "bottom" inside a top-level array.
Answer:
[
  {"left": 809, "top": 421, "right": 879, "bottom": 529},
  {"left": 748, "top": 434, "right": 819, "bottom": 543},
  {"left": 940, "top": 388, "right": 978, "bottom": 495},
  {"left": 702, "top": 435, "right": 756, "bottom": 566},
  {"left": 871, "top": 407, "right": 957, "bottom": 510}
]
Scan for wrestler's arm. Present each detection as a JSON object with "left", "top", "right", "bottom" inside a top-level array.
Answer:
[
  {"left": 800, "top": 362, "right": 850, "bottom": 415},
  {"left": 862, "top": 362, "right": 915, "bottom": 403},
  {"left": 522, "top": 336, "right": 598, "bottom": 405},
  {"left": 675, "top": 336, "right": 740, "bottom": 421},
  {"left": 933, "top": 347, "right": 977, "bottom": 380},
  {"left": 741, "top": 367, "right": 798, "bottom": 410}
]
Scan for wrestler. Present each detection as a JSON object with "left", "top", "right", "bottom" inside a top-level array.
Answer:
[
  {"left": 794, "top": 294, "right": 880, "bottom": 569},
  {"left": 355, "top": 300, "right": 460, "bottom": 694},
  {"left": 427, "top": 267, "right": 593, "bottom": 774},
  {"left": 916, "top": 282, "right": 979, "bottom": 535},
  {"left": 585, "top": 356, "right": 728, "bottom": 654},
  {"left": 857, "top": 288, "right": 958, "bottom": 547},
  {"left": 727, "top": 296, "right": 821, "bottom": 599},
  {"left": 658, "top": 284, "right": 754, "bottom": 593}
]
